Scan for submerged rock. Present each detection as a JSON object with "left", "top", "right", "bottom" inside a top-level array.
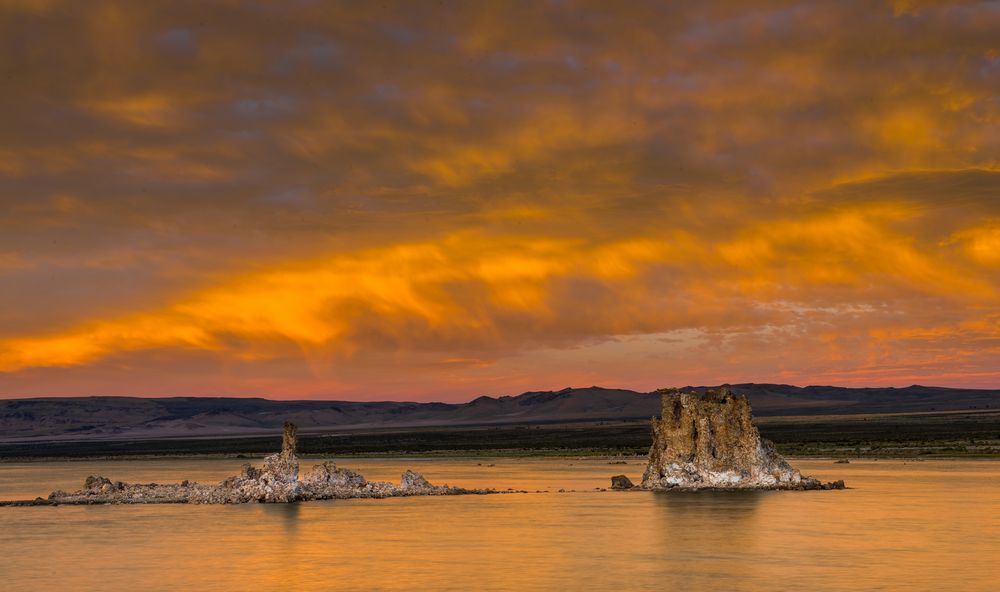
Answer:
[
  {"left": 640, "top": 387, "right": 845, "bottom": 491},
  {"left": 2, "top": 422, "right": 500, "bottom": 506}
]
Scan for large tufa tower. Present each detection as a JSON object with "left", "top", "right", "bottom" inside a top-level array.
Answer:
[{"left": 640, "top": 386, "right": 837, "bottom": 490}]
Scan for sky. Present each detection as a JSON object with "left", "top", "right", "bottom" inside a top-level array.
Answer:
[{"left": 0, "top": 0, "right": 998, "bottom": 401}]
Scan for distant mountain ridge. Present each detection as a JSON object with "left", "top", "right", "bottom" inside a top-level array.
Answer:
[{"left": 1, "top": 384, "right": 998, "bottom": 442}]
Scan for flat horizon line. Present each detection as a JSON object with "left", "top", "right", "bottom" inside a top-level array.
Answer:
[{"left": 3, "top": 382, "right": 998, "bottom": 405}]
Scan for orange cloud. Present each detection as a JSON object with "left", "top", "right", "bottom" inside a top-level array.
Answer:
[{"left": 1, "top": 1, "right": 998, "bottom": 397}]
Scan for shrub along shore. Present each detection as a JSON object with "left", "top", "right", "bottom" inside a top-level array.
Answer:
[{"left": 2, "top": 409, "right": 998, "bottom": 461}]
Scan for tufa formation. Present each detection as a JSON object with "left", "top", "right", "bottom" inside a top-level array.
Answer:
[
  {"left": 1, "top": 422, "right": 500, "bottom": 505},
  {"left": 638, "top": 387, "right": 845, "bottom": 491}
]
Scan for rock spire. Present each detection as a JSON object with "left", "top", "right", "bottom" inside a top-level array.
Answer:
[{"left": 281, "top": 421, "right": 297, "bottom": 455}]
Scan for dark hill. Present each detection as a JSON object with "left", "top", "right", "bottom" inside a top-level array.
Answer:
[{"left": 1, "top": 384, "right": 997, "bottom": 442}]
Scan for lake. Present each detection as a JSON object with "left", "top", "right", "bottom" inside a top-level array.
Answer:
[{"left": 1, "top": 458, "right": 998, "bottom": 591}]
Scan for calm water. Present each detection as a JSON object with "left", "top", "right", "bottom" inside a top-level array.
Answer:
[{"left": 1, "top": 458, "right": 998, "bottom": 591}]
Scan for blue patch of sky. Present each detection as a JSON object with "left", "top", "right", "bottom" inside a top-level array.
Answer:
[
  {"left": 296, "top": 32, "right": 340, "bottom": 66},
  {"left": 380, "top": 23, "right": 458, "bottom": 50},
  {"left": 258, "top": 187, "right": 311, "bottom": 206},
  {"left": 271, "top": 33, "right": 341, "bottom": 74},
  {"left": 563, "top": 54, "right": 581, "bottom": 71},
  {"left": 762, "top": 4, "right": 810, "bottom": 36},
  {"left": 155, "top": 28, "right": 196, "bottom": 53},
  {"left": 369, "top": 83, "right": 402, "bottom": 102},
  {"left": 980, "top": 53, "right": 1000, "bottom": 79},
  {"left": 485, "top": 51, "right": 525, "bottom": 72},
  {"left": 381, "top": 24, "right": 420, "bottom": 45},
  {"left": 656, "top": 73, "right": 703, "bottom": 92},
  {"left": 233, "top": 96, "right": 299, "bottom": 117}
]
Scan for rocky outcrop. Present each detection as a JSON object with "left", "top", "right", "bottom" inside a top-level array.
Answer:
[
  {"left": 197, "top": 421, "right": 302, "bottom": 503},
  {"left": 2, "top": 422, "right": 500, "bottom": 505},
  {"left": 400, "top": 469, "right": 432, "bottom": 490},
  {"left": 640, "top": 387, "right": 845, "bottom": 491},
  {"left": 303, "top": 461, "right": 367, "bottom": 488}
]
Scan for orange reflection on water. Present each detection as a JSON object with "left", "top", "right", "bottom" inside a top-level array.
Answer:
[{"left": 1, "top": 458, "right": 998, "bottom": 590}]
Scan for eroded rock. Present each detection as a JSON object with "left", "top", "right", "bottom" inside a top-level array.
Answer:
[
  {"left": 610, "top": 475, "right": 634, "bottom": 489},
  {"left": 640, "top": 387, "right": 845, "bottom": 491},
  {"left": 400, "top": 469, "right": 432, "bottom": 490},
  {"left": 303, "top": 461, "right": 368, "bottom": 488},
  {"left": 3, "top": 421, "right": 501, "bottom": 505}
]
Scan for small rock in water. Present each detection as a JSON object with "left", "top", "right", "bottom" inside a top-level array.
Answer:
[
  {"left": 84, "top": 475, "right": 114, "bottom": 491},
  {"left": 610, "top": 475, "right": 635, "bottom": 490}
]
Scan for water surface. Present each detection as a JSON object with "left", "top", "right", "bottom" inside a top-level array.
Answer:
[{"left": 1, "top": 458, "right": 997, "bottom": 591}]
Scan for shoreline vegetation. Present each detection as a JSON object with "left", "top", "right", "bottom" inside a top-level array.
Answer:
[{"left": 2, "top": 409, "right": 998, "bottom": 462}]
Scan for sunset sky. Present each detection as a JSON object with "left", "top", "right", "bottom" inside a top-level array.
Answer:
[{"left": 0, "top": 1, "right": 998, "bottom": 400}]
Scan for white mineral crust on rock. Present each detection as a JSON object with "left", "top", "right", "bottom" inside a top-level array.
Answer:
[
  {"left": 6, "top": 421, "right": 500, "bottom": 505},
  {"left": 640, "top": 387, "right": 845, "bottom": 491}
]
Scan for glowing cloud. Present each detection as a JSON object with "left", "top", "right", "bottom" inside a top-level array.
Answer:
[{"left": 0, "top": 1, "right": 997, "bottom": 398}]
